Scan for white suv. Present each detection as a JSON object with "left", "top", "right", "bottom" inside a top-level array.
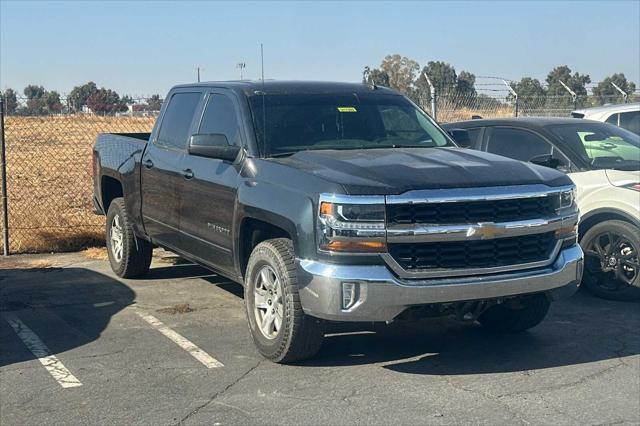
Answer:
[
  {"left": 572, "top": 102, "right": 640, "bottom": 135},
  {"left": 443, "top": 118, "right": 640, "bottom": 300}
]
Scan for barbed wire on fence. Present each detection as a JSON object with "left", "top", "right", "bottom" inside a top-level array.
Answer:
[{"left": 421, "top": 92, "right": 639, "bottom": 123}]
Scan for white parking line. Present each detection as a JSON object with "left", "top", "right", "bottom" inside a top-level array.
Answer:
[
  {"left": 135, "top": 310, "right": 224, "bottom": 368},
  {"left": 2, "top": 312, "right": 83, "bottom": 388}
]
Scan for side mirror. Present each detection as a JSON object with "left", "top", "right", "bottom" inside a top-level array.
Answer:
[
  {"left": 529, "top": 154, "right": 562, "bottom": 170},
  {"left": 447, "top": 129, "right": 472, "bottom": 148},
  {"left": 188, "top": 134, "right": 240, "bottom": 162}
]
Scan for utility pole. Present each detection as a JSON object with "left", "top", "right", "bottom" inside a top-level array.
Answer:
[
  {"left": 611, "top": 82, "right": 628, "bottom": 103},
  {"left": 423, "top": 72, "right": 436, "bottom": 121},
  {"left": 197, "top": 67, "right": 201, "bottom": 83},
  {"left": 236, "top": 62, "right": 246, "bottom": 80}
]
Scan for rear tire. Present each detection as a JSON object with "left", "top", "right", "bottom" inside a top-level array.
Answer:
[
  {"left": 244, "top": 238, "right": 324, "bottom": 363},
  {"left": 106, "top": 197, "right": 152, "bottom": 278},
  {"left": 580, "top": 220, "right": 640, "bottom": 301},
  {"left": 478, "top": 294, "right": 550, "bottom": 332}
]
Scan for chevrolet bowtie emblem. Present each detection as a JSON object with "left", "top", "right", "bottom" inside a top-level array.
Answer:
[{"left": 467, "top": 222, "right": 506, "bottom": 239}]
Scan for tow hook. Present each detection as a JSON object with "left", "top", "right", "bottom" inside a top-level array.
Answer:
[{"left": 455, "top": 301, "right": 487, "bottom": 322}]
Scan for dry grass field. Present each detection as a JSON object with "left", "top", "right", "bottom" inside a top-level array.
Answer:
[
  {"left": 437, "top": 106, "right": 514, "bottom": 123},
  {"left": 0, "top": 106, "right": 514, "bottom": 254},
  {"left": 1, "top": 115, "right": 155, "bottom": 253}
]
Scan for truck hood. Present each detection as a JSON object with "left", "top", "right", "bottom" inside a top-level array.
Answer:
[{"left": 270, "top": 147, "right": 571, "bottom": 195}]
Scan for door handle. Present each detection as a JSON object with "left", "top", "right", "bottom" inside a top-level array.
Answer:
[
  {"left": 182, "top": 169, "right": 194, "bottom": 180},
  {"left": 142, "top": 159, "right": 154, "bottom": 169}
]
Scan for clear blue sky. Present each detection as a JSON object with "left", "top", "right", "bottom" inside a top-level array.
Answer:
[{"left": 1, "top": 0, "right": 639, "bottom": 96}]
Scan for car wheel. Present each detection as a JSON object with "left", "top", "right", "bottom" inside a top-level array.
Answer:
[
  {"left": 106, "top": 197, "right": 152, "bottom": 278},
  {"left": 478, "top": 294, "right": 550, "bottom": 332},
  {"left": 580, "top": 220, "right": 640, "bottom": 301},
  {"left": 244, "top": 238, "right": 324, "bottom": 363}
]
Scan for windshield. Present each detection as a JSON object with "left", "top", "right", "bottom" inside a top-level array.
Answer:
[
  {"left": 248, "top": 92, "right": 452, "bottom": 156},
  {"left": 547, "top": 122, "right": 640, "bottom": 171}
]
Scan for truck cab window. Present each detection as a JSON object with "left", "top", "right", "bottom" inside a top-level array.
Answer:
[
  {"left": 487, "top": 127, "right": 552, "bottom": 162},
  {"left": 156, "top": 92, "right": 201, "bottom": 150},
  {"left": 198, "top": 94, "right": 241, "bottom": 146}
]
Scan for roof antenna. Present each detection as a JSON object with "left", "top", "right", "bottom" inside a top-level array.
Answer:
[{"left": 260, "top": 43, "right": 265, "bottom": 86}]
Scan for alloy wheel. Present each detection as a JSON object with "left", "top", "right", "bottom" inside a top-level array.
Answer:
[
  {"left": 110, "top": 214, "right": 124, "bottom": 263},
  {"left": 253, "top": 265, "right": 284, "bottom": 340},
  {"left": 584, "top": 231, "right": 639, "bottom": 291}
]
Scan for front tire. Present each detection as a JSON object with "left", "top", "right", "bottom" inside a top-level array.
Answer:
[
  {"left": 106, "top": 198, "right": 152, "bottom": 278},
  {"left": 244, "top": 238, "right": 324, "bottom": 363},
  {"left": 478, "top": 294, "right": 550, "bottom": 332},
  {"left": 580, "top": 220, "right": 640, "bottom": 301}
]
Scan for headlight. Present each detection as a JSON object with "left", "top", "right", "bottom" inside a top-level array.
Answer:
[
  {"left": 318, "top": 195, "right": 386, "bottom": 253},
  {"left": 553, "top": 187, "right": 578, "bottom": 248},
  {"left": 559, "top": 188, "right": 575, "bottom": 209},
  {"left": 552, "top": 187, "right": 577, "bottom": 213}
]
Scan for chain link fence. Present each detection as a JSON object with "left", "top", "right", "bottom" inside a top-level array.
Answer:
[
  {"left": 0, "top": 96, "right": 157, "bottom": 253},
  {"left": 428, "top": 92, "right": 640, "bottom": 123},
  {"left": 0, "top": 91, "right": 638, "bottom": 254}
]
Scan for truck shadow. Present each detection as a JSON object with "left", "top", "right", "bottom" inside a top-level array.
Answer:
[
  {"left": 0, "top": 267, "right": 136, "bottom": 368},
  {"left": 307, "top": 291, "right": 640, "bottom": 374}
]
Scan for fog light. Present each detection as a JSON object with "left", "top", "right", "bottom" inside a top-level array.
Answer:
[{"left": 342, "top": 282, "right": 359, "bottom": 310}]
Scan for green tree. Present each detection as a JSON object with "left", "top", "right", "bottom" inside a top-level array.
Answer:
[
  {"left": 415, "top": 61, "right": 461, "bottom": 107},
  {"left": 23, "top": 85, "right": 46, "bottom": 100},
  {"left": 592, "top": 73, "right": 637, "bottom": 105},
  {"left": 69, "top": 81, "right": 98, "bottom": 112},
  {"left": 86, "top": 88, "right": 127, "bottom": 114},
  {"left": 509, "top": 77, "right": 546, "bottom": 100},
  {"left": 545, "top": 65, "right": 591, "bottom": 97},
  {"left": 147, "top": 94, "right": 163, "bottom": 111},
  {"left": 23, "top": 85, "right": 47, "bottom": 115},
  {"left": 362, "top": 66, "right": 390, "bottom": 87},
  {"left": 44, "top": 90, "right": 63, "bottom": 113},
  {"left": 378, "top": 54, "right": 419, "bottom": 97},
  {"left": 1, "top": 88, "right": 19, "bottom": 114},
  {"left": 509, "top": 77, "right": 547, "bottom": 112},
  {"left": 456, "top": 71, "right": 476, "bottom": 97},
  {"left": 420, "top": 61, "right": 458, "bottom": 94}
]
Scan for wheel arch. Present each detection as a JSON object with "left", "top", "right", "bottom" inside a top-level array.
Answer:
[
  {"left": 101, "top": 175, "right": 124, "bottom": 212},
  {"left": 579, "top": 208, "right": 640, "bottom": 241},
  {"left": 237, "top": 215, "right": 295, "bottom": 280}
]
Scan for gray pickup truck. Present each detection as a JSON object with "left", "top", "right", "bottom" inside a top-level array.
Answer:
[{"left": 93, "top": 81, "right": 583, "bottom": 362}]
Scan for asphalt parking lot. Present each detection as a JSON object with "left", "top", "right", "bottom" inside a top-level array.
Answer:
[{"left": 1, "top": 251, "right": 639, "bottom": 425}]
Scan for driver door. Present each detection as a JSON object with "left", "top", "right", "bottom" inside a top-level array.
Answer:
[{"left": 179, "top": 90, "right": 245, "bottom": 275}]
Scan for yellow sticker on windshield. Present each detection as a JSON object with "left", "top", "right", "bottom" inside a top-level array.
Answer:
[{"left": 337, "top": 107, "right": 357, "bottom": 113}]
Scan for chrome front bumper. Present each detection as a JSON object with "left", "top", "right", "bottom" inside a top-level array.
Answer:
[{"left": 297, "top": 245, "right": 584, "bottom": 322}]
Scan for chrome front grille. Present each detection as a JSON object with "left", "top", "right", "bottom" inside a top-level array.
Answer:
[
  {"left": 386, "top": 196, "right": 555, "bottom": 225},
  {"left": 382, "top": 185, "right": 577, "bottom": 279}
]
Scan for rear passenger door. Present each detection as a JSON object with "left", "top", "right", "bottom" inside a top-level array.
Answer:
[
  {"left": 140, "top": 90, "right": 204, "bottom": 249},
  {"left": 179, "top": 90, "right": 244, "bottom": 274}
]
